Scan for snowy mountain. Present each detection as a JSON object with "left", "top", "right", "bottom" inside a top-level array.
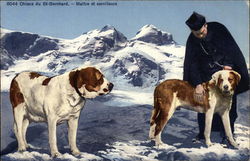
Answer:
[
  {"left": 1, "top": 26, "right": 249, "bottom": 161},
  {"left": 132, "top": 24, "right": 175, "bottom": 45},
  {"left": 1, "top": 28, "right": 59, "bottom": 70},
  {"left": 1, "top": 25, "right": 185, "bottom": 91}
]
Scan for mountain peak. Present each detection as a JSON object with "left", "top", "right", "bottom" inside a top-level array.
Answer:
[
  {"left": 81, "top": 25, "right": 117, "bottom": 38},
  {"left": 133, "top": 24, "right": 174, "bottom": 45},
  {"left": 97, "top": 25, "right": 127, "bottom": 44},
  {"left": 141, "top": 24, "right": 158, "bottom": 30},
  {"left": 136, "top": 24, "right": 161, "bottom": 37},
  {"left": 74, "top": 25, "right": 127, "bottom": 54},
  {"left": 100, "top": 25, "right": 116, "bottom": 32}
]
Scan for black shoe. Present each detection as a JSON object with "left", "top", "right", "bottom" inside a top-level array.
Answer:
[
  {"left": 221, "top": 136, "right": 227, "bottom": 144},
  {"left": 196, "top": 133, "right": 205, "bottom": 140}
]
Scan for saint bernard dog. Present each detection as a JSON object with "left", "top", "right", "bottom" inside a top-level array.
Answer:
[
  {"left": 149, "top": 70, "right": 241, "bottom": 148},
  {"left": 10, "top": 67, "right": 113, "bottom": 157}
]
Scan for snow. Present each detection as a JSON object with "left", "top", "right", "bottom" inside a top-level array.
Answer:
[
  {"left": 58, "top": 26, "right": 125, "bottom": 54},
  {"left": 131, "top": 41, "right": 170, "bottom": 62},
  {"left": 133, "top": 24, "right": 158, "bottom": 39},
  {"left": 133, "top": 24, "right": 171, "bottom": 41},
  {"left": 1, "top": 28, "right": 14, "bottom": 38},
  {"left": 0, "top": 42, "right": 184, "bottom": 91},
  {"left": 100, "top": 140, "right": 244, "bottom": 161},
  {"left": 105, "top": 90, "right": 153, "bottom": 106},
  {"left": 2, "top": 151, "right": 102, "bottom": 161}
]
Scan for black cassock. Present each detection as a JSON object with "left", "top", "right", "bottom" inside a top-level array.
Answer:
[{"left": 183, "top": 22, "right": 249, "bottom": 136}]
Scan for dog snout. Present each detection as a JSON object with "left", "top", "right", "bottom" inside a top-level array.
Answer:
[
  {"left": 108, "top": 83, "right": 114, "bottom": 91},
  {"left": 223, "top": 85, "right": 229, "bottom": 90}
]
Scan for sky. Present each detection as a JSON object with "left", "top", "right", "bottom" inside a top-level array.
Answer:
[{"left": 1, "top": 0, "right": 249, "bottom": 63}]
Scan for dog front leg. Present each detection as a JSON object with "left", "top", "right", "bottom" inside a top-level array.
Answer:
[
  {"left": 204, "top": 109, "right": 214, "bottom": 147},
  {"left": 68, "top": 116, "right": 81, "bottom": 156},
  {"left": 48, "top": 117, "right": 61, "bottom": 157},
  {"left": 221, "top": 110, "right": 238, "bottom": 148}
]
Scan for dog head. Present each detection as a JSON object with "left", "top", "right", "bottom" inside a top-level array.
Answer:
[
  {"left": 69, "top": 67, "right": 113, "bottom": 98},
  {"left": 211, "top": 70, "right": 241, "bottom": 96}
]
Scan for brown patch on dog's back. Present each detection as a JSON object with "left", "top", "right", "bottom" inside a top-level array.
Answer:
[
  {"left": 42, "top": 77, "right": 53, "bottom": 86},
  {"left": 30, "top": 72, "right": 42, "bottom": 79},
  {"left": 10, "top": 76, "right": 24, "bottom": 108}
]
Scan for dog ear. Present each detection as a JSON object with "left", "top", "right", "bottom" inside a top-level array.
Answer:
[
  {"left": 208, "top": 80, "right": 216, "bottom": 89},
  {"left": 230, "top": 71, "right": 241, "bottom": 85},
  {"left": 211, "top": 71, "right": 221, "bottom": 85}
]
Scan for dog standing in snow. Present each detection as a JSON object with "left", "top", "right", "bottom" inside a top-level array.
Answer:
[
  {"left": 149, "top": 70, "right": 240, "bottom": 148},
  {"left": 10, "top": 67, "right": 113, "bottom": 157}
]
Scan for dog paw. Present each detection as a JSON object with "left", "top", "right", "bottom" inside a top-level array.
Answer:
[
  {"left": 25, "top": 144, "right": 30, "bottom": 149},
  {"left": 149, "top": 134, "right": 155, "bottom": 140},
  {"left": 71, "top": 149, "right": 81, "bottom": 156},
  {"left": 205, "top": 141, "right": 214, "bottom": 147},
  {"left": 18, "top": 146, "right": 27, "bottom": 152},
  {"left": 229, "top": 141, "right": 239, "bottom": 149},
  {"left": 51, "top": 151, "right": 62, "bottom": 158},
  {"left": 155, "top": 141, "right": 164, "bottom": 148}
]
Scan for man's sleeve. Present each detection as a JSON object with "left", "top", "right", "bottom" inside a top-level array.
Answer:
[{"left": 183, "top": 39, "right": 202, "bottom": 86}]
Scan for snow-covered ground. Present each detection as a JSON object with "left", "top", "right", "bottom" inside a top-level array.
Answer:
[{"left": 1, "top": 90, "right": 249, "bottom": 161}]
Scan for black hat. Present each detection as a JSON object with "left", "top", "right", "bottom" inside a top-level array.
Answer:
[{"left": 185, "top": 12, "right": 206, "bottom": 31}]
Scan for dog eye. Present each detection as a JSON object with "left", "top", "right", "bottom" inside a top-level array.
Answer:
[
  {"left": 95, "top": 76, "right": 104, "bottom": 86},
  {"left": 218, "top": 78, "right": 223, "bottom": 85},
  {"left": 98, "top": 77, "right": 103, "bottom": 82},
  {"left": 228, "top": 78, "right": 233, "bottom": 82}
]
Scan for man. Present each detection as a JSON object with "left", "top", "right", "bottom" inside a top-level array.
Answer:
[{"left": 183, "top": 12, "right": 249, "bottom": 141}]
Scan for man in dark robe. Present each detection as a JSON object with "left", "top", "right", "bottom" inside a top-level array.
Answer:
[{"left": 183, "top": 12, "right": 249, "bottom": 141}]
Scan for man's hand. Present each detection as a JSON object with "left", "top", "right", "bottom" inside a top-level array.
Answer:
[
  {"left": 194, "top": 84, "right": 205, "bottom": 102},
  {"left": 223, "top": 66, "right": 232, "bottom": 70}
]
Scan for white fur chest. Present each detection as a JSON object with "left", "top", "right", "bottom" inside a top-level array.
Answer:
[
  {"left": 213, "top": 92, "right": 232, "bottom": 114},
  {"left": 55, "top": 94, "right": 86, "bottom": 123}
]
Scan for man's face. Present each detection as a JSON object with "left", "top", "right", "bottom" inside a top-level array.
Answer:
[{"left": 192, "top": 24, "right": 208, "bottom": 39}]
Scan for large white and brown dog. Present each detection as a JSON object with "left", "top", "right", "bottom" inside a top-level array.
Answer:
[
  {"left": 149, "top": 70, "right": 240, "bottom": 148},
  {"left": 10, "top": 67, "right": 113, "bottom": 157}
]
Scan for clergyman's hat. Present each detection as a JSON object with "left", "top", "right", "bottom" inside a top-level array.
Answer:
[{"left": 185, "top": 12, "right": 206, "bottom": 31}]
